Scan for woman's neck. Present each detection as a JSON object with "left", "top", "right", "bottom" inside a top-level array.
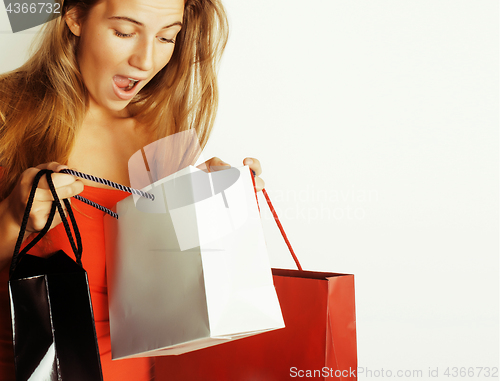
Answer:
[
  {"left": 67, "top": 107, "right": 153, "bottom": 188},
  {"left": 85, "top": 97, "right": 133, "bottom": 126}
]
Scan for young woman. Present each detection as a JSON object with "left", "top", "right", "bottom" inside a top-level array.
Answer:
[{"left": 0, "top": 0, "right": 264, "bottom": 379}]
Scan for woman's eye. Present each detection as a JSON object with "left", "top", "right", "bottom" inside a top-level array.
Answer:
[
  {"left": 114, "top": 30, "right": 133, "bottom": 38},
  {"left": 113, "top": 29, "right": 174, "bottom": 43},
  {"left": 158, "top": 37, "right": 175, "bottom": 44}
]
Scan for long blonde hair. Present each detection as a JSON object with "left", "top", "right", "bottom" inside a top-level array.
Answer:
[{"left": 0, "top": 0, "right": 228, "bottom": 200}]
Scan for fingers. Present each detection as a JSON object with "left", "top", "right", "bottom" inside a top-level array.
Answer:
[
  {"left": 20, "top": 163, "right": 72, "bottom": 194},
  {"left": 243, "top": 157, "right": 265, "bottom": 192},
  {"left": 243, "top": 157, "right": 262, "bottom": 177},
  {"left": 23, "top": 163, "right": 84, "bottom": 202},
  {"left": 34, "top": 177, "right": 84, "bottom": 202},
  {"left": 197, "top": 157, "right": 231, "bottom": 173},
  {"left": 208, "top": 157, "right": 231, "bottom": 172},
  {"left": 28, "top": 204, "right": 64, "bottom": 232},
  {"left": 196, "top": 156, "right": 265, "bottom": 191},
  {"left": 35, "top": 162, "right": 69, "bottom": 173},
  {"left": 244, "top": 157, "right": 264, "bottom": 191},
  {"left": 12, "top": 162, "right": 83, "bottom": 234},
  {"left": 253, "top": 176, "right": 265, "bottom": 192}
]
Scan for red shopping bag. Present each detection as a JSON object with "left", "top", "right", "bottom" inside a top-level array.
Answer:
[{"left": 154, "top": 188, "right": 358, "bottom": 380}]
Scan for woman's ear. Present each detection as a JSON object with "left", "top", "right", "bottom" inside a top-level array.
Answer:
[{"left": 64, "top": 7, "right": 82, "bottom": 37}]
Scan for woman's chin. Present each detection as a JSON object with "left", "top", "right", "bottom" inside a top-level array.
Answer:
[
  {"left": 109, "top": 103, "right": 133, "bottom": 118},
  {"left": 88, "top": 96, "right": 133, "bottom": 118}
]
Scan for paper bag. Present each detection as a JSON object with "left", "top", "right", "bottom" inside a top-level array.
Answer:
[
  {"left": 154, "top": 187, "right": 357, "bottom": 380},
  {"left": 9, "top": 252, "right": 103, "bottom": 381},
  {"left": 155, "top": 269, "right": 357, "bottom": 381},
  {"left": 9, "top": 169, "right": 102, "bottom": 381},
  {"left": 103, "top": 166, "right": 284, "bottom": 360}
]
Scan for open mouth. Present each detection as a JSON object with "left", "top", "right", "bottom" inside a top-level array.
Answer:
[
  {"left": 113, "top": 75, "right": 141, "bottom": 92},
  {"left": 124, "top": 78, "right": 139, "bottom": 91}
]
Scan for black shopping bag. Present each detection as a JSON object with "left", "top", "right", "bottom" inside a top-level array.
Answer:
[{"left": 8, "top": 169, "right": 103, "bottom": 381}]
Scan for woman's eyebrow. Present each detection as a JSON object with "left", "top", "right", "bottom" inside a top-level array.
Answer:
[{"left": 108, "top": 16, "right": 182, "bottom": 29}]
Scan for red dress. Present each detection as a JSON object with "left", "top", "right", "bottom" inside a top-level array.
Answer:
[{"left": 0, "top": 180, "right": 154, "bottom": 380}]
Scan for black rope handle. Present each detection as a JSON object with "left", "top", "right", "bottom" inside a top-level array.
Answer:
[
  {"left": 10, "top": 170, "right": 83, "bottom": 276},
  {"left": 73, "top": 194, "right": 118, "bottom": 219},
  {"left": 60, "top": 168, "right": 154, "bottom": 200},
  {"left": 46, "top": 171, "right": 83, "bottom": 263},
  {"left": 10, "top": 169, "right": 54, "bottom": 276},
  {"left": 59, "top": 168, "right": 154, "bottom": 219}
]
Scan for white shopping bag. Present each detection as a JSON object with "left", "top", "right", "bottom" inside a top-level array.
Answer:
[{"left": 103, "top": 166, "right": 285, "bottom": 360}]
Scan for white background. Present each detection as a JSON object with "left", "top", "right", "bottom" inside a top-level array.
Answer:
[{"left": 1, "top": 1, "right": 498, "bottom": 379}]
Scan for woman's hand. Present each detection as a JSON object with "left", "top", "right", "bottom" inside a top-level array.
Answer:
[
  {"left": 196, "top": 156, "right": 231, "bottom": 174},
  {"left": 243, "top": 157, "right": 265, "bottom": 192},
  {"left": 4, "top": 162, "right": 84, "bottom": 236},
  {"left": 197, "top": 156, "right": 265, "bottom": 192},
  {"left": 0, "top": 161, "right": 84, "bottom": 271}
]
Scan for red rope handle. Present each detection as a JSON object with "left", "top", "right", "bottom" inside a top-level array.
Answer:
[{"left": 262, "top": 188, "right": 303, "bottom": 271}]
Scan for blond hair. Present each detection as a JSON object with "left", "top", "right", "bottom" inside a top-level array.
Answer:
[{"left": 0, "top": 0, "right": 228, "bottom": 200}]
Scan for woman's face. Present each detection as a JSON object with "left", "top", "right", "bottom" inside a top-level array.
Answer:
[{"left": 66, "top": 0, "right": 184, "bottom": 117}]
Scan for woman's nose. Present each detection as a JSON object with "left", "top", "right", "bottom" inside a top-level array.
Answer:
[{"left": 129, "top": 39, "right": 154, "bottom": 72}]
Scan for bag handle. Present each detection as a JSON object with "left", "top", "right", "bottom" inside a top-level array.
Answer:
[
  {"left": 10, "top": 170, "right": 83, "bottom": 277},
  {"left": 249, "top": 168, "right": 303, "bottom": 271},
  {"left": 261, "top": 188, "right": 303, "bottom": 271},
  {"left": 262, "top": 189, "right": 303, "bottom": 271},
  {"left": 59, "top": 168, "right": 154, "bottom": 219}
]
